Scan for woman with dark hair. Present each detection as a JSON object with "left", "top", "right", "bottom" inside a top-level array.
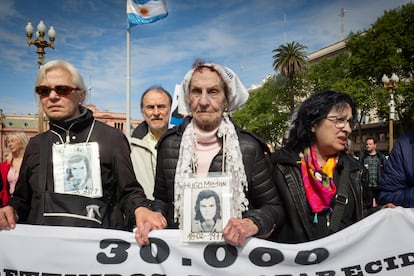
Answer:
[
  {"left": 192, "top": 189, "right": 222, "bottom": 232},
  {"left": 271, "top": 90, "right": 395, "bottom": 243}
]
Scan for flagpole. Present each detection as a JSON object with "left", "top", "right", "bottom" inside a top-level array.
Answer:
[
  {"left": 126, "top": 27, "right": 131, "bottom": 139},
  {"left": 126, "top": 0, "right": 168, "bottom": 139}
]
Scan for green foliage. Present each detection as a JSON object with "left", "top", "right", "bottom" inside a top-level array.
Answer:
[
  {"left": 346, "top": 2, "right": 414, "bottom": 130},
  {"left": 272, "top": 41, "right": 308, "bottom": 78},
  {"left": 234, "top": 3, "right": 414, "bottom": 147},
  {"left": 394, "top": 81, "right": 414, "bottom": 132},
  {"left": 306, "top": 53, "right": 350, "bottom": 92},
  {"left": 306, "top": 2, "right": 414, "bottom": 127},
  {"left": 232, "top": 75, "right": 290, "bottom": 147},
  {"left": 272, "top": 41, "right": 308, "bottom": 113},
  {"left": 347, "top": 2, "right": 414, "bottom": 81}
]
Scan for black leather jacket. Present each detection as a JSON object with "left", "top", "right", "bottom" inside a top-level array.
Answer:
[
  {"left": 9, "top": 107, "right": 147, "bottom": 228},
  {"left": 270, "top": 148, "right": 375, "bottom": 243},
  {"left": 152, "top": 117, "right": 284, "bottom": 237}
]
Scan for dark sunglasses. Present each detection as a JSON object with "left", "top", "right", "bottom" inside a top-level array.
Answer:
[{"left": 35, "top": 85, "right": 78, "bottom": 96}]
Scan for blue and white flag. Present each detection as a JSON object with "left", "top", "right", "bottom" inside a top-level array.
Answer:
[{"left": 126, "top": 0, "right": 168, "bottom": 28}]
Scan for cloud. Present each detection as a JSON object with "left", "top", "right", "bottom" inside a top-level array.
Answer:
[{"left": 0, "top": 0, "right": 411, "bottom": 119}]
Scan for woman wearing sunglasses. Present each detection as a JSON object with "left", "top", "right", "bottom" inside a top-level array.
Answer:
[
  {"left": 270, "top": 90, "right": 395, "bottom": 243},
  {"left": 0, "top": 60, "right": 165, "bottom": 237}
]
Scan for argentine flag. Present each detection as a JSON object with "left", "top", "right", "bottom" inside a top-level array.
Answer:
[{"left": 127, "top": 0, "right": 168, "bottom": 28}]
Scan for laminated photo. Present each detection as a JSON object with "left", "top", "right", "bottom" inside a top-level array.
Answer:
[{"left": 52, "top": 142, "right": 103, "bottom": 198}]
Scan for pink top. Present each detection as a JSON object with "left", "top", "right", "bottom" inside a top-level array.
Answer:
[
  {"left": 194, "top": 125, "right": 221, "bottom": 176},
  {"left": 0, "top": 161, "right": 11, "bottom": 206},
  {"left": 7, "top": 168, "right": 19, "bottom": 195}
]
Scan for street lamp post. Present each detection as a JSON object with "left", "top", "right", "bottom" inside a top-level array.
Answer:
[
  {"left": 382, "top": 73, "right": 399, "bottom": 153},
  {"left": 25, "top": 20, "right": 56, "bottom": 132}
]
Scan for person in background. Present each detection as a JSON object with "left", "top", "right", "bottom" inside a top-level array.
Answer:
[
  {"left": 0, "top": 60, "right": 165, "bottom": 240},
  {"left": 271, "top": 90, "right": 395, "bottom": 244},
  {"left": 359, "top": 137, "right": 386, "bottom": 205},
  {"left": 135, "top": 60, "right": 284, "bottom": 247},
  {"left": 0, "top": 132, "right": 28, "bottom": 206},
  {"left": 378, "top": 130, "right": 414, "bottom": 207},
  {"left": 130, "top": 86, "right": 172, "bottom": 199}
]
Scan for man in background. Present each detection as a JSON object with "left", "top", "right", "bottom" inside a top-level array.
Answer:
[
  {"left": 130, "top": 86, "right": 172, "bottom": 199},
  {"left": 359, "top": 137, "right": 386, "bottom": 205}
]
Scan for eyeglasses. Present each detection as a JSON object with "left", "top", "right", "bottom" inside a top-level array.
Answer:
[
  {"left": 35, "top": 85, "right": 78, "bottom": 97},
  {"left": 326, "top": 116, "right": 356, "bottom": 130}
]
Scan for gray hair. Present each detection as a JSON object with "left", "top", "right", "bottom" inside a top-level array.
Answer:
[{"left": 35, "top": 60, "right": 86, "bottom": 92}]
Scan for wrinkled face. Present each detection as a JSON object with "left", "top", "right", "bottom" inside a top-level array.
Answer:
[
  {"left": 365, "top": 139, "right": 376, "bottom": 153},
  {"left": 199, "top": 196, "right": 216, "bottom": 221},
  {"left": 189, "top": 68, "right": 228, "bottom": 131},
  {"left": 142, "top": 90, "right": 171, "bottom": 135},
  {"left": 313, "top": 104, "right": 353, "bottom": 156},
  {"left": 38, "top": 67, "right": 85, "bottom": 121},
  {"left": 7, "top": 136, "right": 23, "bottom": 153}
]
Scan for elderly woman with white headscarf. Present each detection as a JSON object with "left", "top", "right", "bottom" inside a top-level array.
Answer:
[{"left": 135, "top": 60, "right": 284, "bottom": 247}]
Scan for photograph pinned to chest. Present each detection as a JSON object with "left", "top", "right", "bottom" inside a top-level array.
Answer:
[
  {"left": 52, "top": 142, "right": 103, "bottom": 198},
  {"left": 179, "top": 173, "right": 232, "bottom": 243}
]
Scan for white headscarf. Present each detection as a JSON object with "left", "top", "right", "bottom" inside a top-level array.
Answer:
[{"left": 177, "top": 63, "right": 249, "bottom": 115}]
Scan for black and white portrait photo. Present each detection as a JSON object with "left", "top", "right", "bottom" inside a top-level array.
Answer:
[
  {"left": 64, "top": 154, "right": 92, "bottom": 192},
  {"left": 191, "top": 189, "right": 222, "bottom": 233}
]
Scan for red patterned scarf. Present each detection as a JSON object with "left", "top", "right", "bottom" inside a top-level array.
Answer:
[{"left": 300, "top": 146, "right": 337, "bottom": 217}]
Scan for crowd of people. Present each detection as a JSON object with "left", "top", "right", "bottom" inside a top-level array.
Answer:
[{"left": 0, "top": 58, "right": 410, "bottom": 248}]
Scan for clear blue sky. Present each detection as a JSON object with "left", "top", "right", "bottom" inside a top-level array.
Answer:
[{"left": 0, "top": 0, "right": 411, "bottom": 120}]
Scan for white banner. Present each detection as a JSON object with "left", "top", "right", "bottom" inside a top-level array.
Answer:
[{"left": 1, "top": 207, "right": 414, "bottom": 275}]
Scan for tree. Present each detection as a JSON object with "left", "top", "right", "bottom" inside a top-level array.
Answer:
[
  {"left": 307, "top": 2, "right": 414, "bottom": 134},
  {"left": 306, "top": 53, "right": 379, "bottom": 123},
  {"left": 306, "top": 53, "right": 350, "bottom": 92},
  {"left": 347, "top": 3, "right": 414, "bottom": 81},
  {"left": 305, "top": 52, "right": 389, "bottom": 152},
  {"left": 232, "top": 75, "right": 291, "bottom": 148},
  {"left": 272, "top": 41, "right": 308, "bottom": 113},
  {"left": 346, "top": 2, "right": 414, "bottom": 131}
]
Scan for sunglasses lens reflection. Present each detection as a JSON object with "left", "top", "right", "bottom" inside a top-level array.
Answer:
[{"left": 35, "top": 86, "right": 76, "bottom": 96}]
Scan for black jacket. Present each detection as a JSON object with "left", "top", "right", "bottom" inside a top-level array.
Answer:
[
  {"left": 9, "top": 107, "right": 147, "bottom": 229},
  {"left": 359, "top": 150, "right": 387, "bottom": 188},
  {"left": 152, "top": 117, "right": 284, "bottom": 237},
  {"left": 270, "top": 148, "right": 375, "bottom": 243},
  {"left": 131, "top": 120, "right": 149, "bottom": 139}
]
